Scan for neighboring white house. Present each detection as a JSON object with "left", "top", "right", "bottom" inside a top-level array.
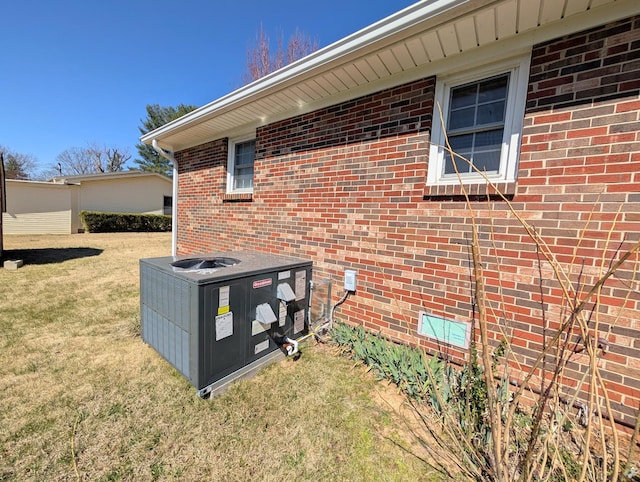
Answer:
[{"left": 3, "top": 171, "right": 173, "bottom": 234}]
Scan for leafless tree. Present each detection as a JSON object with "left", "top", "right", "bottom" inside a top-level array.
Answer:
[
  {"left": 54, "top": 144, "right": 131, "bottom": 177},
  {"left": 86, "top": 143, "right": 131, "bottom": 173},
  {"left": 241, "top": 26, "right": 319, "bottom": 85},
  {"left": 0, "top": 145, "right": 38, "bottom": 180},
  {"left": 105, "top": 147, "right": 131, "bottom": 172},
  {"left": 55, "top": 147, "right": 94, "bottom": 176}
]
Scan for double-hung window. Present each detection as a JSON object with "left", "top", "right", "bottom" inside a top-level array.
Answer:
[
  {"left": 427, "top": 55, "right": 530, "bottom": 186},
  {"left": 227, "top": 137, "right": 255, "bottom": 193}
]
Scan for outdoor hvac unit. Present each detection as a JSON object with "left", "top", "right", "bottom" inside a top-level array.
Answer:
[{"left": 140, "top": 251, "right": 312, "bottom": 397}]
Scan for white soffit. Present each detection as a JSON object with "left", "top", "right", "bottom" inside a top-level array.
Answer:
[{"left": 142, "top": 0, "right": 636, "bottom": 152}]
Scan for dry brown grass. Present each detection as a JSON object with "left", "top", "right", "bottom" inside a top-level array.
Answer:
[{"left": 0, "top": 233, "right": 439, "bottom": 481}]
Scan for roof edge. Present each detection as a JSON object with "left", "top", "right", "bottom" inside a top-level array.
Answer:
[
  {"left": 140, "top": 0, "right": 473, "bottom": 147},
  {"left": 50, "top": 171, "right": 172, "bottom": 183}
]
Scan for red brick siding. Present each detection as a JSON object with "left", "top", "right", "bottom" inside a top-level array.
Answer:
[
  {"left": 517, "top": 15, "right": 640, "bottom": 425},
  {"left": 175, "top": 17, "right": 640, "bottom": 426}
]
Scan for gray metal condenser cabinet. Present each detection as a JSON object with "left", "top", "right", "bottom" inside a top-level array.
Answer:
[{"left": 140, "top": 251, "right": 312, "bottom": 397}]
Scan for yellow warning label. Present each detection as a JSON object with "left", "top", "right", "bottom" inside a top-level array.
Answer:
[{"left": 217, "top": 305, "right": 230, "bottom": 315}]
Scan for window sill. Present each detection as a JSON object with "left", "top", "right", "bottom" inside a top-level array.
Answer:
[
  {"left": 423, "top": 182, "right": 516, "bottom": 200},
  {"left": 222, "top": 193, "right": 253, "bottom": 202}
]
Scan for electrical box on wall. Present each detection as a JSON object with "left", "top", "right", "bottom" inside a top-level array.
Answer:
[
  {"left": 140, "top": 251, "right": 312, "bottom": 398},
  {"left": 344, "top": 269, "right": 357, "bottom": 292}
]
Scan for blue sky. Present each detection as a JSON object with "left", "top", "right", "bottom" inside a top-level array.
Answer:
[{"left": 1, "top": 0, "right": 416, "bottom": 174}]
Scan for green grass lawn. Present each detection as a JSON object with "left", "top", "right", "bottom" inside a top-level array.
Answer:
[{"left": 0, "top": 233, "right": 439, "bottom": 481}]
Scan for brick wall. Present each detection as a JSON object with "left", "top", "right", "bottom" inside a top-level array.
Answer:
[
  {"left": 175, "top": 16, "right": 640, "bottom": 426},
  {"left": 517, "top": 15, "right": 640, "bottom": 423}
]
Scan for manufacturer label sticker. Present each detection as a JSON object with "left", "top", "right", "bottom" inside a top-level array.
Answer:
[
  {"left": 254, "top": 339, "right": 269, "bottom": 354},
  {"left": 252, "top": 278, "right": 273, "bottom": 289},
  {"left": 219, "top": 286, "right": 230, "bottom": 307},
  {"left": 279, "top": 302, "right": 286, "bottom": 327},
  {"left": 215, "top": 312, "right": 233, "bottom": 341},
  {"left": 295, "top": 271, "right": 306, "bottom": 300},
  {"left": 294, "top": 309, "right": 305, "bottom": 334}
]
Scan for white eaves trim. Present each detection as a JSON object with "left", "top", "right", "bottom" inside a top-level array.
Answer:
[
  {"left": 141, "top": 0, "right": 638, "bottom": 152},
  {"left": 140, "top": 0, "right": 472, "bottom": 148}
]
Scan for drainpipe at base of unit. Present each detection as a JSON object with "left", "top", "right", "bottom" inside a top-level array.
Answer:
[{"left": 152, "top": 139, "right": 178, "bottom": 256}]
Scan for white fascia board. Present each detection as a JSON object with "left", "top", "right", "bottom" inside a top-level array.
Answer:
[
  {"left": 7, "top": 179, "right": 70, "bottom": 187},
  {"left": 143, "top": 0, "right": 637, "bottom": 153},
  {"left": 140, "top": 0, "right": 473, "bottom": 148},
  {"left": 53, "top": 171, "right": 171, "bottom": 183}
]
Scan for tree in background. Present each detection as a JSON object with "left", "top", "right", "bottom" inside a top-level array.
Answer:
[
  {"left": 133, "top": 29, "right": 316, "bottom": 177},
  {"left": 52, "top": 144, "right": 131, "bottom": 177},
  {"left": 242, "top": 26, "right": 319, "bottom": 85},
  {"left": 86, "top": 143, "right": 131, "bottom": 173},
  {"left": 135, "top": 104, "right": 197, "bottom": 177},
  {"left": 0, "top": 145, "right": 37, "bottom": 180},
  {"left": 54, "top": 147, "right": 92, "bottom": 176}
]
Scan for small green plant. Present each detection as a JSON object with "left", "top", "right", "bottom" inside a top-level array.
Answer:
[
  {"left": 150, "top": 461, "right": 164, "bottom": 481},
  {"left": 330, "top": 322, "right": 608, "bottom": 481},
  {"left": 331, "top": 322, "right": 443, "bottom": 401},
  {"left": 108, "top": 403, "right": 126, "bottom": 417}
]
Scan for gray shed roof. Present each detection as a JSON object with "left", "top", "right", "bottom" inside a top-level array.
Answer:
[{"left": 50, "top": 171, "right": 171, "bottom": 184}]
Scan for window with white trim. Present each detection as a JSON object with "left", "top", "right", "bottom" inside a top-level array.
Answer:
[
  {"left": 227, "top": 137, "right": 255, "bottom": 193},
  {"left": 427, "top": 55, "right": 530, "bottom": 186}
]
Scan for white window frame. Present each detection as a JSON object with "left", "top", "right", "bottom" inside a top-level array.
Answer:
[
  {"left": 227, "top": 135, "right": 256, "bottom": 194},
  {"left": 427, "top": 54, "right": 530, "bottom": 186}
]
